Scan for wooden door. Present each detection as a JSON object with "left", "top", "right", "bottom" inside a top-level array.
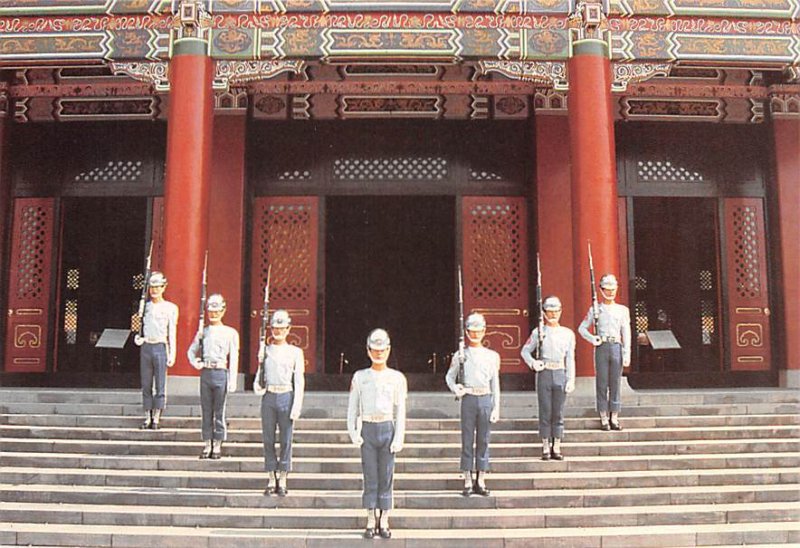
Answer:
[
  {"left": 250, "top": 197, "right": 319, "bottom": 373},
  {"left": 723, "top": 198, "right": 772, "bottom": 371},
  {"left": 4, "top": 198, "right": 57, "bottom": 372},
  {"left": 462, "top": 196, "right": 529, "bottom": 373}
]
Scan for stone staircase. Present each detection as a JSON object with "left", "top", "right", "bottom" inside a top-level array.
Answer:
[{"left": 1, "top": 387, "right": 799, "bottom": 547}]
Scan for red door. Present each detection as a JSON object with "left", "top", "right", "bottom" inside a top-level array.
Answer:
[
  {"left": 723, "top": 198, "right": 772, "bottom": 371},
  {"left": 462, "top": 196, "right": 529, "bottom": 373},
  {"left": 4, "top": 198, "right": 57, "bottom": 372},
  {"left": 250, "top": 197, "right": 319, "bottom": 373}
]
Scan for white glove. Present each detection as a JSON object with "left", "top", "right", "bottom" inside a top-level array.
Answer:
[
  {"left": 191, "top": 359, "right": 203, "bottom": 371},
  {"left": 490, "top": 409, "right": 499, "bottom": 424},
  {"left": 134, "top": 335, "right": 144, "bottom": 347},
  {"left": 453, "top": 384, "right": 467, "bottom": 398},
  {"left": 390, "top": 440, "right": 403, "bottom": 454},
  {"left": 623, "top": 358, "right": 631, "bottom": 368},
  {"left": 349, "top": 431, "right": 363, "bottom": 447},
  {"left": 565, "top": 380, "right": 575, "bottom": 394},
  {"left": 166, "top": 358, "right": 175, "bottom": 368},
  {"left": 290, "top": 408, "right": 301, "bottom": 421},
  {"left": 530, "top": 359, "right": 544, "bottom": 372},
  {"left": 253, "top": 382, "right": 266, "bottom": 396},
  {"left": 591, "top": 336, "right": 603, "bottom": 347}
]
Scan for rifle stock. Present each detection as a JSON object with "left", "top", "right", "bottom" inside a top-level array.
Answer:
[
  {"left": 136, "top": 241, "right": 154, "bottom": 337},
  {"left": 257, "top": 265, "right": 272, "bottom": 388}
]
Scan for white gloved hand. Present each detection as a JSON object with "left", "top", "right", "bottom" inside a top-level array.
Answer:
[
  {"left": 349, "top": 431, "right": 364, "bottom": 447},
  {"left": 490, "top": 409, "right": 499, "bottom": 424},
  {"left": 134, "top": 335, "right": 145, "bottom": 347},
  {"left": 290, "top": 408, "right": 301, "bottom": 421},
  {"left": 228, "top": 380, "right": 237, "bottom": 393},
  {"left": 591, "top": 336, "right": 603, "bottom": 347},
  {"left": 623, "top": 359, "right": 631, "bottom": 368},
  {"left": 390, "top": 441, "right": 403, "bottom": 454},
  {"left": 191, "top": 359, "right": 203, "bottom": 371},
  {"left": 454, "top": 384, "right": 467, "bottom": 398},
  {"left": 531, "top": 359, "right": 545, "bottom": 372},
  {"left": 166, "top": 358, "right": 175, "bottom": 368},
  {"left": 565, "top": 380, "right": 575, "bottom": 394}
]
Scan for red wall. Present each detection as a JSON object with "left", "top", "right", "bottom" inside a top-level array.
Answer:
[
  {"left": 208, "top": 115, "right": 247, "bottom": 350},
  {"left": 535, "top": 115, "right": 577, "bottom": 333},
  {"left": 773, "top": 118, "right": 800, "bottom": 371}
]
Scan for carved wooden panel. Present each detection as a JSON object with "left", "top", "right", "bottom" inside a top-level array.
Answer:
[
  {"left": 724, "top": 198, "right": 771, "bottom": 371},
  {"left": 4, "top": 198, "right": 56, "bottom": 372},
  {"left": 250, "top": 197, "right": 319, "bottom": 373},
  {"left": 462, "top": 196, "right": 529, "bottom": 373}
]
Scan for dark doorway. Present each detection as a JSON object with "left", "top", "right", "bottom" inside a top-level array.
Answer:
[
  {"left": 57, "top": 198, "right": 147, "bottom": 382},
  {"left": 325, "top": 196, "right": 455, "bottom": 374},
  {"left": 632, "top": 197, "right": 722, "bottom": 375}
]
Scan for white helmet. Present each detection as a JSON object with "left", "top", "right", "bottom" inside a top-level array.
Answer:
[
  {"left": 367, "top": 328, "right": 391, "bottom": 350},
  {"left": 599, "top": 274, "right": 618, "bottom": 290},
  {"left": 465, "top": 313, "right": 486, "bottom": 330},
  {"left": 206, "top": 294, "right": 226, "bottom": 312},
  {"left": 270, "top": 309, "right": 291, "bottom": 328},
  {"left": 543, "top": 296, "right": 562, "bottom": 311},
  {"left": 148, "top": 271, "right": 167, "bottom": 287}
]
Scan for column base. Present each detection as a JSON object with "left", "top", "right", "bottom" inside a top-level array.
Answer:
[
  {"left": 572, "top": 375, "right": 636, "bottom": 399},
  {"left": 167, "top": 373, "right": 246, "bottom": 395},
  {"left": 779, "top": 369, "right": 800, "bottom": 388}
]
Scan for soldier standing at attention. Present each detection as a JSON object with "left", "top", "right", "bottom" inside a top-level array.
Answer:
[
  {"left": 347, "top": 329, "right": 407, "bottom": 539},
  {"left": 445, "top": 312, "right": 500, "bottom": 497},
  {"left": 254, "top": 309, "right": 305, "bottom": 496},
  {"left": 187, "top": 294, "right": 239, "bottom": 459},
  {"left": 521, "top": 296, "right": 576, "bottom": 460},
  {"left": 578, "top": 274, "right": 631, "bottom": 431},
  {"left": 134, "top": 271, "right": 178, "bottom": 430}
]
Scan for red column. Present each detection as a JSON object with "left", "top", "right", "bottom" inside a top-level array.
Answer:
[
  {"left": 535, "top": 115, "right": 576, "bottom": 329},
  {"left": 0, "top": 93, "right": 11, "bottom": 357},
  {"left": 162, "top": 38, "right": 214, "bottom": 376},
  {"left": 773, "top": 117, "right": 800, "bottom": 386},
  {"left": 568, "top": 39, "right": 621, "bottom": 377}
]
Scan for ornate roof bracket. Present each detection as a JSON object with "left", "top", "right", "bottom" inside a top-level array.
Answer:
[
  {"left": 478, "top": 61, "right": 569, "bottom": 91},
  {"left": 769, "top": 85, "right": 800, "bottom": 119},
  {"left": 110, "top": 60, "right": 306, "bottom": 93},
  {"left": 110, "top": 62, "right": 170, "bottom": 93},
  {"left": 213, "top": 60, "right": 306, "bottom": 91},
  {"left": 785, "top": 65, "right": 800, "bottom": 84},
  {"left": 612, "top": 62, "right": 674, "bottom": 93}
]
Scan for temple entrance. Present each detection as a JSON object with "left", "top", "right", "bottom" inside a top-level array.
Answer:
[
  {"left": 632, "top": 197, "right": 722, "bottom": 376},
  {"left": 56, "top": 198, "right": 147, "bottom": 379},
  {"left": 325, "top": 196, "right": 455, "bottom": 374}
]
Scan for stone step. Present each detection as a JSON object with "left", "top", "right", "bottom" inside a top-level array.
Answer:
[
  {"left": 1, "top": 518, "right": 798, "bottom": 547},
  {"left": 4, "top": 424, "right": 797, "bottom": 444},
  {"left": 3, "top": 482, "right": 798, "bottom": 510},
  {"left": 4, "top": 436, "right": 799, "bottom": 458},
  {"left": 5, "top": 412, "right": 799, "bottom": 429},
  {"left": 5, "top": 465, "right": 797, "bottom": 491},
  {"left": 4, "top": 401, "right": 800, "bottom": 419},
  {"left": 6, "top": 451, "right": 798, "bottom": 474},
  {"left": 2, "top": 387, "right": 797, "bottom": 406},
  {"left": 2, "top": 501, "right": 798, "bottom": 530}
]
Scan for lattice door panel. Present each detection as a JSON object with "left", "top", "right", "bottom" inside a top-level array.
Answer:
[
  {"left": 723, "top": 198, "right": 771, "bottom": 371},
  {"left": 462, "top": 196, "right": 529, "bottom": 373},
  {"left": 250, "top": 197, "right": 319, "bottom": 373},
  {"left": 4, "top": 198, "right": 56, "bottom": 372}
]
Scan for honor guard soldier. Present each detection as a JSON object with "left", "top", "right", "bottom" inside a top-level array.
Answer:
[
  {"left": 521, "top": 296, "right": 576, "bottom": 460},
  {"left": 347, "top": 329, "right": 407, "bottom": 539},
  {"left": 134, "top": 271, "right": 178, "bottom": 430},
  {"left": 187, "top": 294, "right": 240, "bottom": 459},
  {"left": 578, "top": 274, "right": 632, "bottom": 431},
  {"left": 445, "top": 312, "right": 501, "bottom": 497},
  {"left": 254, "top": 309, "right": 305, "bottom": 496}
]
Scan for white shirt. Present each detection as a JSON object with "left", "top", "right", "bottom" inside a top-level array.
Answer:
[
  {"left": 253, "top": 343, "right": 305, "bottom": 419},
  {"left": 520, "top": 325, "right": 576, "bottom": 385},
  {"left": 578, "top": 302, "right": 632, "bottom": 363},
  {"left": 142, "top": 300, "right": 178, "bottom": 365},
  {"left": 187, "top": 324, "right": 240, "bottom": 391},
  {"left": 347, "top": 367, "right": 407, "bottom": 450},
  {"left": 445, "top": 346, "right": 501, "bottom": 415}
]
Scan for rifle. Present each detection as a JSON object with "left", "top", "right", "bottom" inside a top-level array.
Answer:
[
  {"left": 257, "top": 265, "right": 272, "bottom": 388},
  {"left": 197, "top": 250, "right": 209, "bottom": 358},
  {"left": 535, "top": 253, "right": 545, "bottom": 360},
  {"left": 455, "top": 265, "right": 465, "bottom": 397},
  {"left": 136, "top": 241, "right": 154, "bottom": 337},
  {"left": 588, "top": 242, "right": 600, "bottom": 334}
]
